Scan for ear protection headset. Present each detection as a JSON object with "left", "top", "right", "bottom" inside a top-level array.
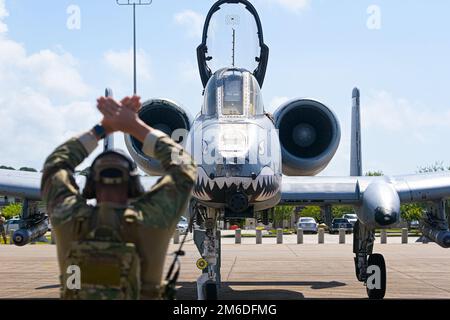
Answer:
[{"left": 82, "top": 149, "right": 144, "bottom": 199}]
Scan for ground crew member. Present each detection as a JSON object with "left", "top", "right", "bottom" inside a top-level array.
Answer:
[
  {"left": 41, "top": 95, "right": 196, "bottom": 299},
  {"left": 0, "top": 214, "right": 6, "bottom": 244}
]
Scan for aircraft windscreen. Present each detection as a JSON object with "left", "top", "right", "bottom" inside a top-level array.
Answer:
[
  {"left": 205, "top": 3, "right": 259, "bottom": 74},
  {"left": 222, "top": 77, "right": 243, "bottom": 115}
]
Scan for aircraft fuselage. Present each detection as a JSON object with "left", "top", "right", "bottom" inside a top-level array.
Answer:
[{"left": 186, "top": 112, "right": 282, "bottom": 215}]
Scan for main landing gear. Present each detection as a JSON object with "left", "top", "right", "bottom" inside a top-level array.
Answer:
[
  {"left": 193, "top": 206, "right": 221, "bottom": 300},
  {"left": 353, "top": 221, "right": 387, "bottom": 299}
]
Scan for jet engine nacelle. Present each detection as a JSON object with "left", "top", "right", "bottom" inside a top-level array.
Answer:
[
  {"left": 125, "top": 99, "right": 192, "bottom": 176},
  {"left": 358, "top": 181, "right": 401, "bottom": 229},
  {"left": 274, "top": 99, "right": 341, "bottom": 176}
]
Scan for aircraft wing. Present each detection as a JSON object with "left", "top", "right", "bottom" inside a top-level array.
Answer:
[
  {"left": 0, "top": 168, "right": 161, "bottom": 201},
  {"left": 0, "top": 169, "right": 43, "bottom": 200},
  {"left": 280, "top": 172, "right": 450, "bottom": 205}
]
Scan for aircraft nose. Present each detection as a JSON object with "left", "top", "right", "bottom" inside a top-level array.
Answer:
[{"left": 374, "top": 207, "right": 399, "bottom": 226}]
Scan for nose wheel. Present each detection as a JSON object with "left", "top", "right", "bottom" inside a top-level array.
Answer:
[
  {"left": 204, "top": 282, "right": 218, "bottom": 300},
  {"left": 366, "top": 253, "right": 386, "bottom": 299},
  {"left": 353, "top": 221, "right": 387, "bottom": 299}
]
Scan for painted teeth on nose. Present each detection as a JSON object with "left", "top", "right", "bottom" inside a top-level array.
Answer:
[{"left": 216, "top": 179, "right": 225, "bottom": 189}]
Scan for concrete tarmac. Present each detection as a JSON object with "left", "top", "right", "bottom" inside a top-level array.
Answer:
[{"left": 0, "top": 239, "right": 449, "bottom": 299}]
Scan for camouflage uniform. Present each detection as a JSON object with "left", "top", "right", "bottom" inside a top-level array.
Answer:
[{"left": 41, "top": 130, "right": 196, "bottom": 299}]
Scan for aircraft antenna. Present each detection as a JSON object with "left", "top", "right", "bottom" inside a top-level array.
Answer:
[
  {"left": 116, "top": 0, "right": 152, "bottom": 95},
  {"left": 104, "top": 88, "right": 115, "bottom": 151},
  {"left": 232, "top": 28, "right": 236, "bottom": 67}
]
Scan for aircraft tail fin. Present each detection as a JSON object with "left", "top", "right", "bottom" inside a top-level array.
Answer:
[
  {"left": 350, "top": 87, "right": 362, "bottom": 176},
  {"left": 103, "top": 88, "right": 115, "bottom": 151}
]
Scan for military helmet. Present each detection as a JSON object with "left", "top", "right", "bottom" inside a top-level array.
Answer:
[{"left": 82, "top": 149, "right": 144, "bottom": 199}]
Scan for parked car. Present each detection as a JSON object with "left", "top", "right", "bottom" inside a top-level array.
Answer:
[
  {"left": 176, "top": 216, "right": 189, "bottom": 234},
  {"left": 297, "top": 217, "right": 318, "bottom": 234},
  {"left": 5, "top": 218, "right": 21, "bottom": 234},
  {"left": 329, "top": 218, "right": 353, "bottom": 234},
  {"left": 409, "top": 220, "right": 420, "bottom": 230},
  {"left": 342, "top": 213, "right": 358, "bottom": 226}
]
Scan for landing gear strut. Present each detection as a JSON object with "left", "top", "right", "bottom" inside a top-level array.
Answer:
[
  {"left": 193, "top": 206, "right": 221, "bottom": 300},
  {"left": 353, "top": 221, "right": 387, "bottom": 299}
]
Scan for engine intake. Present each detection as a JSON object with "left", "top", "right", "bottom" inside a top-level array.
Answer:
[
  {"left": 274, "top": 99, "right": 341, "bottom": 176},
  {"left": 125, "top": 99, "right": 192, "bottom": 175}
]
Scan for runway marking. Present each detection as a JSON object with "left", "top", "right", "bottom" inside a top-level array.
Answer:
[{"left": 226, "top": 256, "right": 238, "bottom": 281}]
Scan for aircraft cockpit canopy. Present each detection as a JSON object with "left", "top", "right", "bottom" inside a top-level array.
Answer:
[{"left": 202, "top": 68, "right": 264, "bottom": 118}]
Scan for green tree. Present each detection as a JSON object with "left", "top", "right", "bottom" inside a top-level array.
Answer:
[
  {"left": 365, "top": 170, "right": 384, "bottom": 176},
  {"left": 400, "top": 203, "right": 424, "bottom": 222},
  {"left": 332, "top": 205, "right": 355, "bottom": 218},
  {"left": 299, "top": 206, "right": 321, "bottom": 221},
  {"left": 19, "top": 167, "right": 37, "bottom": 172},
  {"left": 0, "top": 165, "right": 15, "bottom": 170},
  {"left": 417, "top": 161, "right": 449, "bottom": 173},
  {"left": 1, "top": 203, "right": 22, "bottom": 219},
  {"left": 273, "top": 205, "right": 294, "bottom": 228}
]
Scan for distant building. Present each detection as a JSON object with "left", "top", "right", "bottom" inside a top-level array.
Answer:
[{"left": 0, "top": 195, "right": 17, "bottom": 208}]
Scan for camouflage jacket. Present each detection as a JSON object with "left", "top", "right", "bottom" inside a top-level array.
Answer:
[{"left": 41, "top": 130, "right": 196, "bottom": 299}]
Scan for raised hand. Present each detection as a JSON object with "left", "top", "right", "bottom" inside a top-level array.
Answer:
[
  {"left": 97, "top": 97, "right": 141, "bottom": 135},
  {"left": 121, "top": 95, "right": 141, "bottom": 113}
]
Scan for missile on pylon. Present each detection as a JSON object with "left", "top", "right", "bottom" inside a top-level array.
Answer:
[{"left": 12, "top": 219, "right": 49, "bottom": 246}]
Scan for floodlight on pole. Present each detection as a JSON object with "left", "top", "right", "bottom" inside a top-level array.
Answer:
[{"left": 116, "top": 0, "right": 152, "bottom": 95}]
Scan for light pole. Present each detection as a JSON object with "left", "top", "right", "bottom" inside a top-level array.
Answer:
[{"left": 116, "top": 0, "right": 152, "bottom": 95}]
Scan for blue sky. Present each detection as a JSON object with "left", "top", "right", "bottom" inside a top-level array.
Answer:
[{"left": 1, "top": 0, "right": 449, "bottom": 176}]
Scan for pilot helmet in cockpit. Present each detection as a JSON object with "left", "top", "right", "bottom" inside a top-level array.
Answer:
[{"left": 202, "top": 68, "right": 264, "bottom": 118}]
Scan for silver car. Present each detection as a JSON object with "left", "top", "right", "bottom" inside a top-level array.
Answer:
[
  {"left": 297, "top": 217, "right": 318, "bottom": 234},
  {"left": 5, "top": 218, "right": 21, "bottom": 234},
  {"left": 177, "top": 216, "right": 189, "bottom": 235},
  {"left": 342, "top": 213, "right": 358, "bottom": 226}
]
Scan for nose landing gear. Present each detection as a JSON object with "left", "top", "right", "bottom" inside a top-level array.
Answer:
[
  {"left": 193, "top": 206, "right": 221, "bottom": 300},
  {"left": 366, "top": 253, "right": 386, "bottom": 299},
  {"left": 353, "top": 221, "right": 387, "bottom": 299}
]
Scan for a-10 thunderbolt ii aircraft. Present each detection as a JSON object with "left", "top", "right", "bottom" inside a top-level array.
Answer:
[{"left": 1, "top": 0, "right": 450, "bottom": 300}]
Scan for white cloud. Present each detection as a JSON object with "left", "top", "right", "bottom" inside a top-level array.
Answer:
[
  {"left": 0, "top": 87, "right": 99, "bottom": 170},
  {"left": 174, "top": 10, "right": 204, "bottom": 39},
  {"left": 0, "top": 0, "right": 8, "bottom": 34},
  {"left": 104, "top": 48, "right": 152, "bottom": 80},
  {"left": 24, "top": 49, "right": 90, "bottom": 97},
  {"left": 362, "top": 90, "right": 450, "bottom": 135},
  {"left": 0, "top": 1, "right": 97, "bottom": 170}
]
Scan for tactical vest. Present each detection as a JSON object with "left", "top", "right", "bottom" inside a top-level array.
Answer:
[{"left": 61, "top": 205, "right": 141, "bottom": 300}]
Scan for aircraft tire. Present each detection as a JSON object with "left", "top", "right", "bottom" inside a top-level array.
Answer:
[
  {"left": 366, "top": 253, "right": 386, "bottom": 299},
  {"left": 204, "top": 282, "right": 218, "bottom": 300}
]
